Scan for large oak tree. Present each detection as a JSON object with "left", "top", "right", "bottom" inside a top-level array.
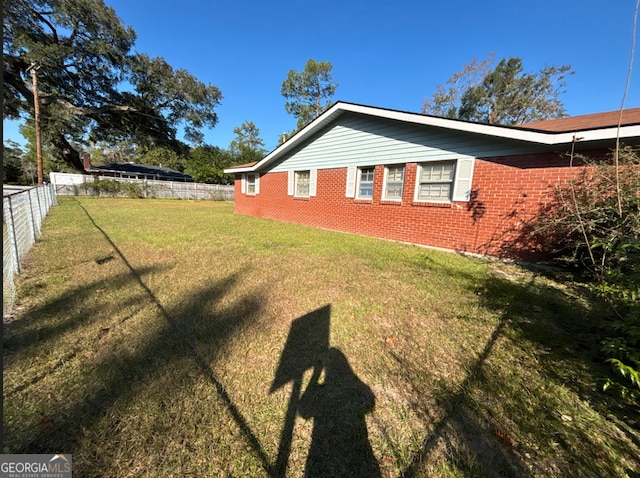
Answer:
[{"left": 3, "top": 0, "right": 222, "bottom": 171}]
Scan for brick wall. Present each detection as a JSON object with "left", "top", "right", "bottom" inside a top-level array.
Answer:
[{"left": 233, "top": 151, "right": 592, "bottom": 260}]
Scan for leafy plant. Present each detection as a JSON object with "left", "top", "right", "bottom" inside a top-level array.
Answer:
[
  {"left": 535, "top": 146, "right": 640, "bottom": 401},
  {"left": 81, "top": 179, "right": 152, "bottom": 199}
]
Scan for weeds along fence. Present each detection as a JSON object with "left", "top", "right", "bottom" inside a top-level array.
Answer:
[
  {"left": 3, "top": 183, "right": 58, "bottom": 317},
  {"left": 50, "top": 172, "right": 234, "bottom": 201}
]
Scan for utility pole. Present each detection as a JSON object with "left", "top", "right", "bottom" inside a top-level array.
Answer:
[{"left": 28, "top": 63, "right": 44, "bottom": 185}]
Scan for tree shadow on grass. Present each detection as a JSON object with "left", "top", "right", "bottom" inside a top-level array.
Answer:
[
  {"left": 3, "top": 202, "right": 277, "bottom": 476},
  {"left": 395, "top": 319, "right": 526, "bottom": 477},
  {"left": 3, "top": 265, "right": 168, "bottom": 359},
  {"left": 474, "top": 275, "right": 640, "bottom": 475},
  {"left": 398, "top": 271, "right": 639, "bottom": 477}
]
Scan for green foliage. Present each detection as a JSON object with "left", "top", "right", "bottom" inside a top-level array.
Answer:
[
  {"left": 138, "top": 146, "right": 187, "bottom": 173},
  {"left": 423, "top": 55, "right": 572, "bottom": 125},
  {"left": 88, "top": 141, "right": 137, "bottom": 166},
  {"left": 229, "top": 121, "right": 266, "bottom": 163},
  {"left": 3, "top": 140, "right": 27, "bottom": 184},
  {"left": 19, "top": 122, "right": 75, "bottom": 177},
  {"left": 598, "top": 241, "right": 640, "bottom": 401},
  {"left": 3, "top": 0, "right": 222, "bottom": 171},
  {"left": 422, "top": 53, "right": 495, "bottom": 118},
  {"left": 81, "top": 179, "right": 152, "bottom": 198},
  {"left": 536, "top": 146, "right": 640, "bottom": 402},
  {"left": 281, "top": 59, "right": 338, "bottom": 130},
  {"left": 185, "top": 145, "right": 235, "bottom": 184}
]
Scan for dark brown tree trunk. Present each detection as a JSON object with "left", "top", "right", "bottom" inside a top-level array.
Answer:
[{"left": 50, "top": 134, "right": 85, "bottom": 172}]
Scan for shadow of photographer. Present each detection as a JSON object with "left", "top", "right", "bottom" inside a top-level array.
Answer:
[{"left": 270, "top": 305, "right": 380, "bottom": 477}]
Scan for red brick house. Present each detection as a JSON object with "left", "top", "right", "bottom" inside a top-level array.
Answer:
[{"left": 225, "top": 102, "right": 640, "bottom": 260}]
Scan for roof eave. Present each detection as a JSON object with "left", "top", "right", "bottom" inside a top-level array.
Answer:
[
  {"left": 224, "top": 102, "right": 640, "bottom": 174},
  {"left": 224, "top": 103, "right": 346, "bottom": 174}
]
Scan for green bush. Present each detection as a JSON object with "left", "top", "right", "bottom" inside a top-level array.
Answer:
[
  {"left": 81, "top": 179, "right": 152, "bottom": 198},
  {"left": 537, "top": 146, "right": 640, "bottom": 402}
]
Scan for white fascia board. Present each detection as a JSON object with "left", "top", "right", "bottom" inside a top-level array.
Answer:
[
  {"left": 341, "top": 104, "right": 640, "bottom": 145},
  {"left": 224, "top": 166, "right": 255, "bottom": 173},
  {"left": 565, "top": 125, "right": 640, "bottom": 143},
  {"left": 224, "top": 102, "right": 640, "bottom": 173}
]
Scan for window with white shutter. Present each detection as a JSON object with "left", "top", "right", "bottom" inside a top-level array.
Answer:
[
  {"left": 246, "top": 174, "right": 257, "bottom": 195},
  {"left": 356, "top": 167, "right": 375, "bottom": 199},
  {"left": 295, "top": 170, "right": 310, "bottom": 197},
  {"left": 414, "top": 161, "right": 455, "bottom": 202}
]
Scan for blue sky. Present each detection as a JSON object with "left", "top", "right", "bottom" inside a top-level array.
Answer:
[{"left": 4, "top": 0, "right": 639, "bottom": 152}]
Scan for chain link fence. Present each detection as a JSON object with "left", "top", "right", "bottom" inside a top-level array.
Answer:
[
  {"left": 50, "top": 172, "right": 234, "bottom": 201},
  {"left": 3, "top": 184, "right": 58, "bottom": 317}
]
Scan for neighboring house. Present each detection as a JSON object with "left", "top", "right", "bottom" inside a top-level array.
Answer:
[
  {"left": 81, "top": 154, "right": 193, "bottom": 182},
  {"left": 225, "top": 102, "right": 640, "bottom": 260}
]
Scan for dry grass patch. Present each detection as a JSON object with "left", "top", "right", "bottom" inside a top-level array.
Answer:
[{"left": 3, "top": 197, "right": 639, "bottom": 477}]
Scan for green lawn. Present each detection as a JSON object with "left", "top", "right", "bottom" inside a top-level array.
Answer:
[{"left": 3, "top": 196, "right": 639, "bottom": 477}]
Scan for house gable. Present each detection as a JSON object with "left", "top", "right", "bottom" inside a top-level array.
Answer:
[{"left": 269, "top": 112, "right": 556, "bottom": 174}]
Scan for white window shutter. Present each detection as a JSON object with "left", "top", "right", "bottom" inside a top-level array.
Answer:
[
  {"left": 287, "top": 171, "right": 294, "bottom": 195},
  {"left": 452, "top": 158, "right": 474, "bottom": 202},
  {"left": 345, "top": 166, "right": 356, "bottom": 198},
  {"left": 309, "top": 169, "right": 317, "bottom": 197},
  {"left": 255, "top": 174, "right": 260, "bottom": 194},
  {"left": 241, "top": 174, "right": 246, "bottom": 194}
]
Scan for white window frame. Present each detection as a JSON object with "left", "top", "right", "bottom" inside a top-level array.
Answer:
[
  {"left": 295, "top": 170, "right": 311, "bottom": 197},
  {"left": 288, "top": 169, "right": 317, "bottom": 197},
  {"left": 356, "top": 167, "right": 375, "bottom": 200},
  {"left": 414, "top": 160, "right": 456, "bottom": 203},
  {"left": 382, "top": 165, "right": 405, "bottom": 201},
  {"left": 246, "top": 173, "right": 257, "bottom": 195}
]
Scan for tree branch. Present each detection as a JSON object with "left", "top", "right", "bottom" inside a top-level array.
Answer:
[
  {"left": 32, "top": 9, "right": 59, "bottom": 44},
  {"left": 39, "top": 94, "right": 136, "bottom": 116},
  {"left": 50, "top": 133, "right": 85, "bottom": 171},
  {"left": 3, "top": 67, "right": 35, "bottom": 108}
]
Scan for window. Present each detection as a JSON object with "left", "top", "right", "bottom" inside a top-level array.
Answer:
[
  {"left": 288, "top": 169, "right": 317, "bottom": 197},
  {"left": 415, "top": 161, "right": 455, "bottom": 202},
  {"left": 246, "top": 174, "right": 257, "bottom": 194},
  {"left": 242, "top": 173, "right": 259, "bottom": 195},
  {"left": 356, "top": 167, "right": 375, "bottom": 199},
  {"left": 383, "top": 165, "right": 405, "bottom": 200},
  {"left": 295, "top": 170, "right": 310, "bottom": 197}
]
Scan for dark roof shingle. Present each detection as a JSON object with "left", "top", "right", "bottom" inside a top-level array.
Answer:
[{"left": 521, "top": 108, "right": 640, "bottom": 132}]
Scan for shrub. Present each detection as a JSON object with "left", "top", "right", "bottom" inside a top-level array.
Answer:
[
  {"left": 81, "top": 178, "right": 152, "bottom": 199},
  {"left": 536, "top": 146, "right": 640, "bottom": 401}
]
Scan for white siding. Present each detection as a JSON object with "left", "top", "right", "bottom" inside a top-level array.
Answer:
[{"left": 270, "top": 113, "right": 549, "bottom": 173}]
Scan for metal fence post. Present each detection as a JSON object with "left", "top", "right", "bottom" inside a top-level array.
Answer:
[{"left": 6, "top": 196, "right": 21, "bottom": 274}]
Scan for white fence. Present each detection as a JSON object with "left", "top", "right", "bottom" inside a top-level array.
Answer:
[
  {"left": 3, "top": 183, "right": 58, "bottom": 316},
  {"left": 50, "top": 172, "right": 234, "bottom": 201}
]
